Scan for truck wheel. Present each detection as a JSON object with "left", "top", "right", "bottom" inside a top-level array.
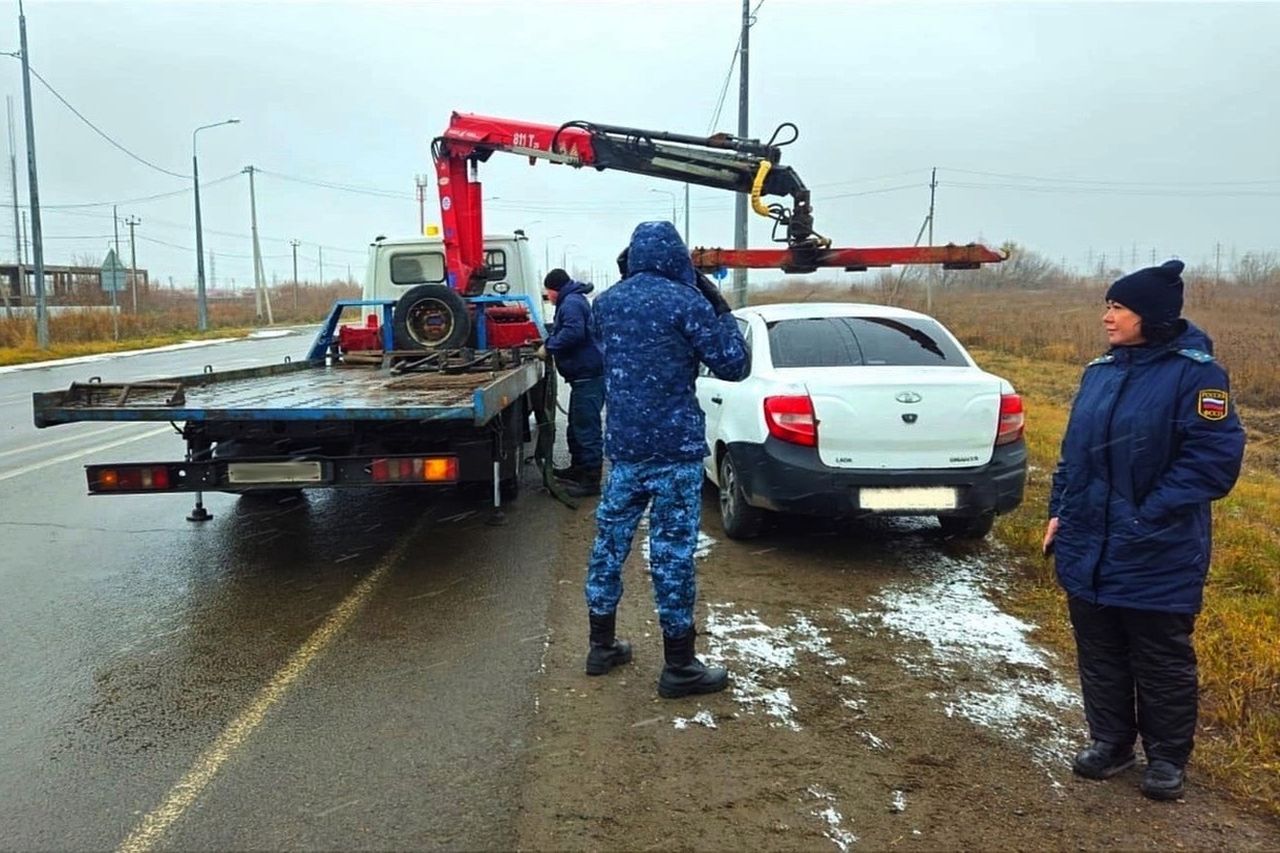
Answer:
[
  {"left": 393, "top": 284, "right": 471, "bottom": 350},
  {"left": 718, "top": 451, "right": 765, "bottom": 540},
  {"left": 938, "top": 513, "right": 995, "bottom": 539}
]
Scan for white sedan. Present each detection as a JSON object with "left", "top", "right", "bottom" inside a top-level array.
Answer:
[{"left": 697, "top": 302, "right": 1027, "bottom": 539}]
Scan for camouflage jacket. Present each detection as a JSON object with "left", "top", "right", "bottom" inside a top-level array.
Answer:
[{"left": 592, "top": 221, "right": 749, "bottom": 463}]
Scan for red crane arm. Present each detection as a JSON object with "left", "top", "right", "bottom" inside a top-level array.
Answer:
[{"left": 431, "top": 112, "right": 1005, "bottom": 295}]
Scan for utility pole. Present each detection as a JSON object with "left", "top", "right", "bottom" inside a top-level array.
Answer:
[
  {"left": 415, "top": 174, "right": 429, "bottom": 234},
  {"left": 5, "top": 96, "right": 19, "bottom": 317},
  {"left": 209, "top": 251, "right": 216, "bottom": 292},
  {"left": 684, "top": 183, "right": 690, "bottom": 247},
  {"left": 125, "top": 215, "right": 140, "bottom": 313},
  {"left": 926, "top": 167, "right": 937, "bottom": 313},
  {"left": 318, "top": 245, "right": 324, "bottom": 285},
  {"left": 110, "top": 205, "right": 121, "bottom": 339},
  {"left": 732, "top": 0, "right": 751, "bottom": 309},
  {"left": 1214, "top": 242, "right": 1221, "bottom": 286},
  {"left": 290, "top": 238, "right": 300, "bottom": 312},
  {"left": 242, "top": 166, "right": 272, "bottom": 324},
  {"left": 18, "top": 0, "right": 48, "bottom": 347}
]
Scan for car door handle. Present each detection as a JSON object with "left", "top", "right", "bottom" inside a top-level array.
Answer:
[{"left": 710, "top": 396, "right": 723, "bottom": 405}]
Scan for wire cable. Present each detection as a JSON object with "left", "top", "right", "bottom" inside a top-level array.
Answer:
[{"left": 13, "top": 59, "right": 192, "bottom": 180}]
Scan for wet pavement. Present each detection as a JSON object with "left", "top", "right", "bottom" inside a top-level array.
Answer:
[{"left": 0, "top": 332, "right": 559, "bottom": 851}]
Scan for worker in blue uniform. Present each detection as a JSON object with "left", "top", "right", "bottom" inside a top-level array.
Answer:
[
  {"left": 581, "top": 221, "right": 749, "bottom": 698},
  {"left": 1044, "top": 259, "right": 1245, "bottom": 801},
  {"left": 541, "top": 268, "right": 605, "bottom": 497}
]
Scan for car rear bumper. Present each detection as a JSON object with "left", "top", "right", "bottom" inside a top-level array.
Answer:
[{"left": 724, "top": 437, "right": 1026, "bottom": 518}]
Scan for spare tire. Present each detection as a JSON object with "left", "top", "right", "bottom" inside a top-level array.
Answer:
[{"left": 392, "top": 284, "right": 471, "bottom": 350}]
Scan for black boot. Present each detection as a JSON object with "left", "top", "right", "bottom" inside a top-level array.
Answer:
[
  {"left": 553, "top": 464, "right": 583, "bottom": 482},
  {"left": 585, "top": 612, "right": 632, "bottom": 676},
  {"left": 565, "top": 467, "right": 601, "bottom": 497},
  {"left": 658, "top": 627, "right": 728, "bottom": 699},
  {"left": 1141, "top": 760, "right": 1186, "bottom": 801},
  {"left": 1071, "top": 739, "right": 1137, "bottom": 779}
]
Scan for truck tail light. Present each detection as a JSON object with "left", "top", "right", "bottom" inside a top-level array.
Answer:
[
  {"left": 89, "top": 465, "right": 173, "bottom": 492},
  {"left": 996, "top": 393, "right": 1025, "bottom": 446},
  {"left": 370, "top": 457, "right": 458, "bottom": 483},
  {"left": 764, "top": 395, "right": 817, "bottom": 447}
]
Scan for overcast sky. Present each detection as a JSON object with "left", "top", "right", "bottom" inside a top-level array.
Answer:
[{"left": 3, "top": 0, "right": 1278, "bottom": 290}]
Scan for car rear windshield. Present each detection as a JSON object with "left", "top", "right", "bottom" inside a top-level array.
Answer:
[{"left": 766, "top": 316, "right": 967, "bottom": 367}]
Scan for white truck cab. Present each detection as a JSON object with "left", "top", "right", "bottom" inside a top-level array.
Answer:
[{"left": 362, "top": 232, "right": 548, "bottom": 332}]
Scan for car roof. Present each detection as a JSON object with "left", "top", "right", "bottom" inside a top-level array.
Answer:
[{"left": 736, "top": 301, "right": 935, "bottom": 323}]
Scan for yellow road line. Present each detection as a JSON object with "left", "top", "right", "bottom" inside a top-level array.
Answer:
[
  {"left": 117, "top": 522, "right": 422, "bottom": 853},
  {"left": 0, "top": 427, "right": 171, "bottom": 483}
]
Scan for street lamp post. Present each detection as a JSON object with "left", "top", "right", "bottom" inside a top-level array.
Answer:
[
  {"left": 649, "top": 188, "right": 678, "bottom": 229},
  {"left": 193, "top": 118, "right": 239, "bottom": 331},
  {"left": 561, "top": 242, "right": 579, "bottom": 270},
  {"left": 545, "top": 234, "right": 563, "bottom": 276}
]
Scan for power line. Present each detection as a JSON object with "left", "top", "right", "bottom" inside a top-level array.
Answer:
[
  {"left": 942, "top": 180, "right": 1280, "bottom": 198},
  {"left": 5, "top": 57, "right": 192, "bottom": 180},
  {"left": 939, "top": 166, "right": 1280, "bottom": 189},
  {"left": 16, "top": 172, "right": 240, "bottom": 210}
]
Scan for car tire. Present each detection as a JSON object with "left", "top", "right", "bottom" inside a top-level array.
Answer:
[
  {"left": 718, "top": 451, "right": 765, "bottom": 540},
  {"left": 938, "top": 513, "right": 995, "bottom": 539},
  {"left": 392, "top": 284, "right": 471, "bottom": 350}
]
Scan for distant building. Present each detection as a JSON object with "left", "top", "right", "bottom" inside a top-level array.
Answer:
[{"left": 0, "top": 263, "right": 150, "bottom": 304}]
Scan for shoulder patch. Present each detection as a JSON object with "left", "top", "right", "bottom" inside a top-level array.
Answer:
[
  {"left": 1197, "top": 389, "right": 1229, "bottom": 421},
  {"left": 1176, "top": 348, "right": 1215, "bottom": 364},
  {"left": 1086, "top": 354, "right": 1115, "bottom": 367}
]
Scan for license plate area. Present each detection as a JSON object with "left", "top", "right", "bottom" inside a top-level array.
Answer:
[
  {"left": 226, "top": 461, "right": 326, "bottom": 485},
  {"left": 858, "top": 486, "right": 957, "bottom": 511}
]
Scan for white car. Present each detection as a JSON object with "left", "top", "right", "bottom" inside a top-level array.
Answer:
[{"left": 697, "top": 302, "right": 1027, "bottom": 539}]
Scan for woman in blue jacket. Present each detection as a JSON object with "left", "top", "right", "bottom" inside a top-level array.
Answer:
[{"left": 1043, "top": 259, "right": 1245, "bottom": 801}]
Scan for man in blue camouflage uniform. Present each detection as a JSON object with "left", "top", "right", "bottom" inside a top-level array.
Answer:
[{"left": 581, "top": 221, "right": 749, "bottom": 699}]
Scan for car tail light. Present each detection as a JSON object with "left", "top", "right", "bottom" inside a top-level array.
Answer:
[
  {"left": 996, "top": 393, "right": 1024, "bottom": 445},
  {"left": 370, "top": 457, "right": 458, "bottom": 483},
  {"left": 764, "top": 395, "right": 817, "bottom": 447},
  {"left": 89, "top": 465, "right": 173, "bottom": 492}
]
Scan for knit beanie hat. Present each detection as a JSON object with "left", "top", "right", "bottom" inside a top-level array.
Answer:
[
  {"left": 543, "top": 268, "right": 571, "bottom": 291},
  {"left": 1105, "top": 259, "right": 1185, "bottom": 325}
]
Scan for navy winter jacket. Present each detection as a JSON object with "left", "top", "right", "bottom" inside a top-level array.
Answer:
[
  {"left": 592, "top": 221, "right": 749, "bottom": 463},
  {"left": 544, "top": 279, "right": 603, "bottom": 382},
  {"left": 1049, "top": 322, "right": 1245, "bottom": 614}
]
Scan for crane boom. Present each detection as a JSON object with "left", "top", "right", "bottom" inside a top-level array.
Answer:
[{"left": 431, "top": 111, "right": 1004, "bottom": 295}]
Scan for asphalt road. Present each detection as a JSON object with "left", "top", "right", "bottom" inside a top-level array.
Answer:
[{"left": 0, "top": 332, "right": 560, "bottom": 851}]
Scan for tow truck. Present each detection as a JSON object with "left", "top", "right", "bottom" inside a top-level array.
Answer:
[{"left": 31, "top": 111, "right": 1005, "bottom": 520}]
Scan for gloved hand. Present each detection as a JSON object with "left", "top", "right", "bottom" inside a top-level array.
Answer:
[
  {"left": 534, "top": 345, "right": 548, "bottom": 361},
  {"left": 693, "top": 272, "right": 732, "bottom": 316}
]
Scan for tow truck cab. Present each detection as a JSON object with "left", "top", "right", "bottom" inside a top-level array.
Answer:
[{"left": 362, "top": 232, "right": 549, "bottom": 335}]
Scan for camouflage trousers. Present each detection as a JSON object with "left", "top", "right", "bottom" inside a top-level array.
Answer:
[{"left": 585, "top": 460, "right": 703, "bottom": 637}]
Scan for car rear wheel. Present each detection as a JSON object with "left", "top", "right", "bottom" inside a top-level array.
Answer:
[
  {"left": 938, "top": 513, "right": 994, "bottom": 539},
  {"left": 718, "top": 451, "right": 765, "bottom": 540}
]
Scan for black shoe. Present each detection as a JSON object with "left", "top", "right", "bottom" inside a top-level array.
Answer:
[
  {"left": 553, "top": 465, "right": 583, "bottom": 482},
  {"left": 1141, "top": 760, "right": 1186, "bottom": 801},
  {"left": 658, "top": 627, "right": 728, "bottom": 699},
  {"left": 1072, "top": 740, "right": 1137, "bottom": 779},
  {"left": 585, "top": 612, "right": 632, "bottom": 676},
  {"left": 564, "top": 467, "right": 601, "bottom": 497}
]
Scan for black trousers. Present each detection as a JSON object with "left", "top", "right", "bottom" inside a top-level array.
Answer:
[{"left": 1067, "top": 596, "right": 1199, "bottom": 767}]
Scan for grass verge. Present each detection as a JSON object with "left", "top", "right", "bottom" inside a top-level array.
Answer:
[
  {"left": 0, "top": 328, "right": 259, "bottom": 367},
  {"left": 979, "top": 349, "right": 1280, "bottom": 817}
]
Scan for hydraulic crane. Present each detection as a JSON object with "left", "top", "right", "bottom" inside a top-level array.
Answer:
[{"left": 431, "top": 111, "right": 1006, "bottom": 297}]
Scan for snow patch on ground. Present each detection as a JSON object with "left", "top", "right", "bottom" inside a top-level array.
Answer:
[
  {"left": 673, "top": 709, "right": 717, "bottom": 730},
  {"left": 807, "top": 786, "right": 858, "bottom": 850},
  {"left": 855, "top": 552, "right": 1080, "bottom": 772},
  {"left": 704, "top": 606, "right": 851, "bottom": 731}
]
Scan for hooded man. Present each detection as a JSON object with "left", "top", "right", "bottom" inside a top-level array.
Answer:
[
  {"left": 542, "top": 268, "right": 605, "bottom": 497},
  {"left": 581, "top": 221, "right": 749, "bottom": 698},
  {"left": 1045, "top": 259, "right": 1245, "bottom": 801}
]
